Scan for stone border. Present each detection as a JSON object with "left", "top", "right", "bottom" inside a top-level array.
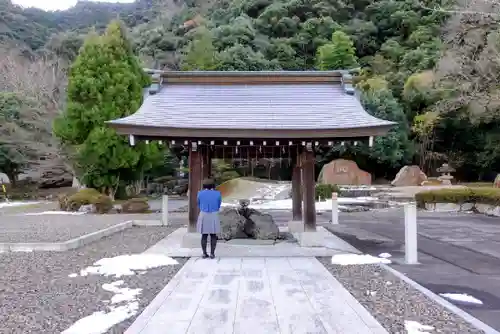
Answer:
[
  {"left": 424, "top": 202, "right": 500, "bottom": 217},
  {"left": 0, "top": 219, "right": 166, "bottom": 253},
  {"left": 382, "top": 264, "right": 500, "bottom": 334}
]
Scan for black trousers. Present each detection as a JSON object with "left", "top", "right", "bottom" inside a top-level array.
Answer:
[{"left": 201, "top": 233, "right": 217, "bottom": 255}]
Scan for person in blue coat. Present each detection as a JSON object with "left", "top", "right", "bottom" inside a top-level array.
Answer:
[{"left": 197, "top": 179, "right": 222, "bottom": 259}]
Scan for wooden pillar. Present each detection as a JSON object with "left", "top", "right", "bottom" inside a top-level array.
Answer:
[
  {"left": 301, "top": 143, "right": 316, "bottom": 231},
  {"left": 188, "top": 142, "right": 202, "bottom": 232},
  {"left": 292, "top": 152, "right": 302, "bottom": 221},
  {"left": 203, "top": 147, "right": 212, "bottom": 179}
]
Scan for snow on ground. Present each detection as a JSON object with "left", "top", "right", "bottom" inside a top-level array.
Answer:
[
  {"left": 331, "top": 254, "right": 392, "bottom": 265},
  {"left": 0, "top": 201, "right": 42, "bottom": 208},
  {"left": 61, "top": 301, "right": 139, "bottom": 334},
  {"left": 439, "top": 293, "right": 483, "bottom": 305},
  {"left": 71, "top": 254, "right": 179, "bottom": 278},
  {"left": 64, "top": 254, "right": 179, "bottom": 334},
  {"left": 250, "top": 183, "right": 290, "bottom": 201},
  {"left": 404, "top": 320, "right": 435, "bottom": 333},
  {"left": 24, "top": 211, "right": 86, "bottom": 216}
]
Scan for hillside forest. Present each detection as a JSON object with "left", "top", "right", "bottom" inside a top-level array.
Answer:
[{"left": 1, "top": 0, "right": 500, "bottom": 196}]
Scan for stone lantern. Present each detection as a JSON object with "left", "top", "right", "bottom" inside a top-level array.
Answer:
[{"left": 437, "top": 163, "right": 455, "bottom": 185}]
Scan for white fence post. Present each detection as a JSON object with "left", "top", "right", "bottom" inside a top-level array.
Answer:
[
  {"left": 162, "top": 195, "right": 169, "bottom": 226},
  {"left": 331, "top": 192, "right": 339, "bottom": 224},
  {"left": 404, "top": 202, "right": 418, "bottom": 264}
]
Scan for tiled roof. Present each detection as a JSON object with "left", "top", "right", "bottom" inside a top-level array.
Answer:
[{"left": 108, "top": 83, "right": 395, "bottom": 130}]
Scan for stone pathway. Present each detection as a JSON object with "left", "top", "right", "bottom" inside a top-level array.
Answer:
[{"left": 126, "top": 257, "right": 388, "bottom": 334}]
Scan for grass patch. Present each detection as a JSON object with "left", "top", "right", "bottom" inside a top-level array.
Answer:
[{"left": 416, "top": 187, "right": 500, "bottom": 208}]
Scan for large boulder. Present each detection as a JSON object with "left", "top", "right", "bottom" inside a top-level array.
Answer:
[
  {"left": 218, "top": 207, "right": 247, "bottom": 240},
  {"left": 318, "top": 159, "right": 371, "bottom": 185},
  {"left": 391, "top": 165, "right": 428, "bottom": 187},
  {"left": 122, "top": 198, "right": 150, "bottom": 213},
  {"left": 38, "top": 167, "right": 73, "bottom": 189},
  {"left": 245, "top": 211, "right": 279, "bottom": 240},
  {"left": 218, "top": 204, "right": 280, "bottom": 241}
]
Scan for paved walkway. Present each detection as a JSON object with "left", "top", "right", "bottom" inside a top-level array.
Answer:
[{"left": 126, "top": 257, "right": 388, "bottom": 334}]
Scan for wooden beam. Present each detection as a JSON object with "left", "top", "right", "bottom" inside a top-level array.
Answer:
[
  {"left": 188, "top": 142, "right": 202, "bottom": 232},
  {"left": 301, "top": 144, "right": 316, "bottom": 231},
  {"left": 292, "top": 152, "right": 302, "bottom": 221}
]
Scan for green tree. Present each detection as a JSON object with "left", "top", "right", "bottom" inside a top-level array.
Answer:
[
  {"left": 316, "top": 31, "right": 358, "bottom": 70},
  {"left": 53, "top": 20, "right": 160, "bottom": 198},
  {"left": 361, "top": 89, "right": 414, "bottom": 169},
  {"left": 181, "top": 27, "right": 219, "bottom": 70}
]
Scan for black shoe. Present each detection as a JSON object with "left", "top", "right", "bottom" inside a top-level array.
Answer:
[
  {"left": 210, "top": 254, "right": 215, "bottom": 259},
  {"left": 202, "top": 254, "right": 209, "bottom": 259}
]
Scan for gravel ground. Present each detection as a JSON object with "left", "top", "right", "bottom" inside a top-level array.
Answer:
[
  {"left": 0, "top": 226, "right": 187, "bottom": 334},
  {"left": 317, "top": 257, "right": 484, "bottom": 334},
  {"left": 0, "top": 212, "right": 190, "bottom": 243}
]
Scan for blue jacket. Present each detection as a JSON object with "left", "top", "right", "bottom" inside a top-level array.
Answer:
[{"left": 197, "top": 189, "right": 222, "bottom": 213}]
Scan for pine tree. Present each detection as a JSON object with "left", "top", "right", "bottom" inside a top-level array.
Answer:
[
  {"left": 316, "top": 31, "right": 358, "bottom": 70},
  {"left": 54, "top": 20, "right": 161, "bottom": 196}
]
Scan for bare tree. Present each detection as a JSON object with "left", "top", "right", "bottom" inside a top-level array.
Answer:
[{"left": 0, "top": 47, "right": 68, "bottom": 179}]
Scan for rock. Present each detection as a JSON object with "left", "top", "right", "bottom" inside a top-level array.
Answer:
[
  {"left": 245, "top": 211, "right": 279, "bottom": 240},
  {"left": 122, "top": 198, "right": 150, "bottom": 213},
  {"left": 0, "top": 173, "right": 10, "bottom": 184},
  {"left": 78, "top": 204, "right": 96, "bottom": 213},
  {"left": 494, "top": 174, "right": 500, "bottom": 188},
  {"left": 218, "top": 207, "right": 247, "bottom": 240},
  {"left": 38, "top": 167, "right": 73, "bottom": 189},
  {"left": 318, "top": 159, "right": 371, "bottom": 185},
  {"left": 173, "top": 184, "right": 188, "bottom": 195},
  {"left": 391, "top": 165, "right": 427, "bottom": 187}
]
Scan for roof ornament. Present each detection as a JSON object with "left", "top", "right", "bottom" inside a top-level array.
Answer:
[{"left": 148, "top": 73, "right": 163, "bottom": 95}]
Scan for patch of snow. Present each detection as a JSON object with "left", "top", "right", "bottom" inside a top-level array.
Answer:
[
  {"left": 78, "top": 254, "right": 178, "bottom": 278},
  {"left": 61, "top": 301, "right": 139, "bottom": 334},
  {"left": 0, "top": 201, "right": 42, "bottom": 209},
  {"left": 24, "top": 211, "right": 86, "bottom": 216},
  {"left": 250, "top": 183, "right": 291, "bottom": 201},
  {"left": 404, "top": 320, "right": 434, "bottom": 333},
  {"left": 439, "top": 293, "right": 483, "bottom": 305},
  {"left": 102, "top": 280, "right": 142, "bottom": 304},
  {"left": 68, "top": 273, "right": 78, "bottom": 278},
  {"left": 378, "top": 253, "right": 392, "bottom": 259},
  {"left": 331, "top": 254, "right": 392, "bottom": 265}
]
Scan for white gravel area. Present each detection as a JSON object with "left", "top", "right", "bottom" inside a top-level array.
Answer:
[
  {"left": 317, "top": 257, "right": 484, "bottom": 333},
  {"left": 0, "top": 226, "right": 187, "bottom": 334}
]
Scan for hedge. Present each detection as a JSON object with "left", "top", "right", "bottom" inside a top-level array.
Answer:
[
  {"left": 315, "top": 184, "right": 341, "bottom": 201},
  {"left": 415, "top": 187, "right": 500, "bottom": 208}
]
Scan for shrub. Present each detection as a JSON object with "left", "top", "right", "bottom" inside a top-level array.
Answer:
[
  {"left": 59, "top": 188, "right": 112, "bottom": 213},
  {"left": 315, "top": 184, "right": 341, "bottom": 201},
  {"left": 93, "top": 194, "right": 113, "bottom": 214},
  {"left": 415, "top": 187, "right": 500, "bottom": 208},
  {"left": 121, "top": 197, "right": 150, "bottom": 213}
]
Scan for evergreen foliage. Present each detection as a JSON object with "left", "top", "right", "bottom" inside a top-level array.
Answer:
[{"left": 53, "top": 20, "right": 162, "bottom": 195}]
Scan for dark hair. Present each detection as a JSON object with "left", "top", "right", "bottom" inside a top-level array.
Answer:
[{"left": 202, "top": 179, "right": 215, "bottom": 190}]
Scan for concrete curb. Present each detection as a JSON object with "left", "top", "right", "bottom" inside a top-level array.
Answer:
[
  {"left": 0, "top": 220, "right": 170, "bottom": 252},
  {"left": 381, "top": 264, "right": 500, "bottom": 334}
]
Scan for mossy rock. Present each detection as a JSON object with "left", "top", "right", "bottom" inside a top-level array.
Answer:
[
  {"left": 59, "top": 188, "right": 112, "bottom": 214},
  {"left": 121, "top": 197, "right": 150, "bottom": 213}
]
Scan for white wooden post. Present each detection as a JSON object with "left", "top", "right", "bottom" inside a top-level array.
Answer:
[
  {"left": 331, "top": 192, "right": 339, "bottom": 224},
  {"left": 404, "top": 202, "right": 418, "bottom": 264},
  {"left": 162, "top": 195, "right": 169, "bottom": 226}
]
